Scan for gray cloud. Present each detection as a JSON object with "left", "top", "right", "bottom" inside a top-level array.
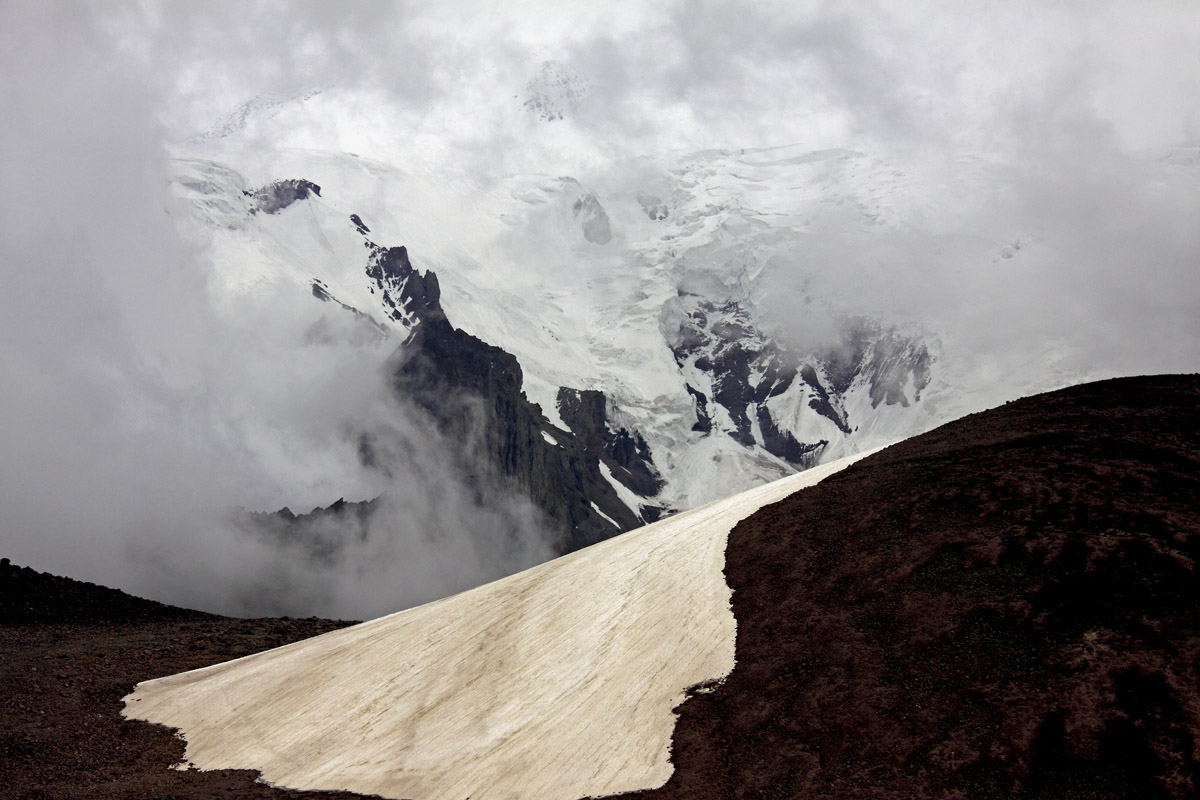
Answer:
[
  {"left": 124, "top": 389, "right": 556, "bottom": 620},
  {"left": 0, "top": 1, "right": 554, "bottom": 617},
  {"left": 2, "top": 0, "right": 1198, "bottom": 615}
]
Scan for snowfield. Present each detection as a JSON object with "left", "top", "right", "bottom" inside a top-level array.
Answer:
[{"left": 123, "top": 448, "right": 878, "bottom": 800}]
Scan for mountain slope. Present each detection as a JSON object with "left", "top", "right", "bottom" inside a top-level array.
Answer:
[
  {"left": 0, "top": 557, "right": 214, "bottom": 626},
  {"left": 122, "top": 451, "right": 876, "bottom": 800},
  {"left": 121, "top": 374, "right": 1200, "bottom": 800},
  {"left": 633, "top": 373, "right": 1200, "bottom": 800},
  {"left": 3, "top": 375, "right": 1197, "bottom": 799},
  {"left": 0, "top": 559, "right": 360, "bottom": 800},
  {"left": 166, "top": 144, "right": 955, "bottom": 527}
]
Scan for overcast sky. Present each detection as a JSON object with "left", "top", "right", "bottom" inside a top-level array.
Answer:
[{"left": 2, "top": 0, "right": 1198, "bottom": 615}]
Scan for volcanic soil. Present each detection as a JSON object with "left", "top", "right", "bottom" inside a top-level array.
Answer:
[
  {"left": 0, "top": 561, "right": 369, "bottom": 799},
  {"left": 631, "top": 374, "right": 1200, "bottom": 800}
]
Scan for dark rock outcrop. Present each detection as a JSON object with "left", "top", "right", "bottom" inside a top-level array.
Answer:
[
  {"left": 340, "top": 215, "right": 663, "bottom": 552},
  {"left": 685, "top": 383, "right": 713, "bottom": 433},
  {"left": 801, "top": 363, "right": 848, "bottom": 434},
  {"left": 557, "top": 388, "right": 665, "bottom": 501},
  {"left": 669, "top": 295, "right": 827, "bottom": 463},
  {"left": 364, "top": 243, "right": 444, "bottom": 328},
  {"left": 816, "top": 317, "right": 932, "bottom": 409},
  {"left": 669, "top": 296, "right": 929, "bottom": 461},
  {"left": 392, "top": 315, "right": 660, "bottom": 551},
  {"left": 755, "top": 404, "right": 824, "bottom": 467},
  {"left": 309, "top": 279, "right": 389, "bottom": 336},
  {"left": 244, "top": 178, "right": 321, "bottom": 214}
]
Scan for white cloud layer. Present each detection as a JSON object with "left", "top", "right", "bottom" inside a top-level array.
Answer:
[{"left": 2, "top": 0, "right": 1198, "bottom": 615}]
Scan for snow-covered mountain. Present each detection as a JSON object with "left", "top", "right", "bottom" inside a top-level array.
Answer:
[
  {"left": 159, "top": 75, "right": 1200, "bottom": 567},
  {"left": 165, "top": 136, "right": 978, "bottom": 549}
]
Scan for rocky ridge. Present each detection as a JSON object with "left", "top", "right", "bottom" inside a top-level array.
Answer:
[
  {"left": 259, "top": 209, "right": 665, "bottom": 553},
  {"left": 667, "top": 292, "right": 932, "bottom": 467}
]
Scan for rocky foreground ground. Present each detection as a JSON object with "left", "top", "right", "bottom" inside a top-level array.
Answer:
[
  {"left": 0, "top": 562, "right": 364, "bottom": 799},
  {"left": 3, "top": 374, "right": 1198, "bottom": 799},
  {"left": 633, "top": 374, "right": 1200, "bottom": 800}
]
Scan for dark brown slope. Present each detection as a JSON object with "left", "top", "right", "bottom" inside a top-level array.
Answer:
[
  {"left": 0, "top": 560, "right": 370, "bottom": 800},
  {"left": 633, "top": 374, "right": 1200, "bottom": 800}
]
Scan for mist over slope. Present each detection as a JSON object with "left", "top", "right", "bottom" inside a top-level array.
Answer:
[{"left": 2, "top": 1, "right": 1198, "bottom": 618}]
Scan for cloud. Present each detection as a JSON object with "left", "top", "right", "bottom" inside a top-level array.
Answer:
[
  {"left": 618, "top": 0, "right": 1200, "bottom": 397},
  {"left": 2, "top": 0, "right": 1198, "bottom": 615},
  {"left": 124, "top": 388, "right": 556, "bottom": 620},
  {"left": 0, "top": 1, "right": 556, "bottom": 618}
]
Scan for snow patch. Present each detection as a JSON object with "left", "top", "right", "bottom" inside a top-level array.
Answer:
[
  {"left": 589, "top": 501, "right": 620, "bottom": 529},
  {"left": 124, "top": 450, "right": 877, "bottom": 800},
  {"left": 599, "top": 461, "right": 644, "bottom": 518}
]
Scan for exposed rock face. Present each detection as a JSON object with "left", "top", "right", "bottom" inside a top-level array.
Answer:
[
  {"left": 245, "top": 178, "right": 321, "bottom": 214},
  {"left": 800, "top": 363, "right": 847, "bottom": 433},
  {"left": 630, "top": 374, "right": 1200, "bottom": 800},
  {"left": 755, "top": 404, "right": 822, "bottom": 464},
  {"left": 365, "top": 243, "right": 444, "bottom": 328},
  {"left": 332, "top": 215, "right": 663, "bottom": 552},
  {"left": 685, "top": 383, "right": 712, "bottom": 433},
  {"left": 309, "top": 279, "right": 389, "bottom": 337},
  {"left": 393, "top": 315, "right": 661, "bottom": 551},
  {"left": 556, "top": 388, "right": 664, "bottom": 501},
  {"left": 815, "top": 318, "right": 932, "bottom": 409},
  {"left": 668, "top": 294, "right": 820, "bottom": 465},
  {"left": 668, "top": 293, "right": 931, "bottom": 466},
  {"left": 249, "top": 216, "right": 664, "bottom": 554}
]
